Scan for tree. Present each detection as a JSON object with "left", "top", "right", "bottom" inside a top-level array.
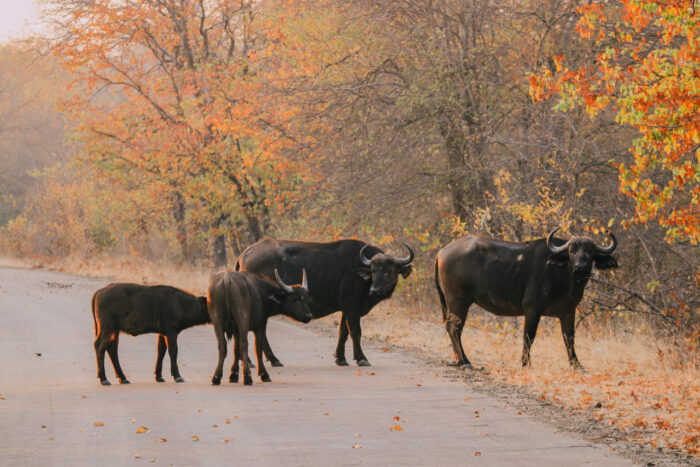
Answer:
[
  {"left": 44, "top": 0, "right": 312, "bottom": 266},
  {"left": 531, "top": 0, "right": 699, "bottom": 244}
]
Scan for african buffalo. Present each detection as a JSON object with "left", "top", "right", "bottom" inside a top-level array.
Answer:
[
  {"left": 208, "top": 269, "right": 312, "bottom": 385},
  {"left": 235, "top": 238, "right": 414, "bottom": 366},
  {"left": 435, "top": 228, "right": 617, "bottom": 369},
  {"left": 92, "top": 283, "right": 209, "bottom": 385}
]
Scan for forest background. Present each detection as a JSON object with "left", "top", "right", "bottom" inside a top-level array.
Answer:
[{"left": 0, "top": 0, "right": 697, "bottom": 458}]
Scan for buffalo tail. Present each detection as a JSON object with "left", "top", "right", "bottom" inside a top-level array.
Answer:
[{"left": 434, "top": 258, "right": 447, "bottom": 322}]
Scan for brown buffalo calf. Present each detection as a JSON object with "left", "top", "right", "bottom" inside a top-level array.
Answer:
[{"left": 92, "top": 283, "right": 209, "bottom": 385}]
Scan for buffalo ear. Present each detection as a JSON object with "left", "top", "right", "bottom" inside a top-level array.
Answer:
[
  {"left": 399, "top": 264, "right": 412, "bottom": 279},
  {"left": 546, "top": 253, "right": 569, "bottom": 268},
  {"left": 354, "top": 268, "right": 372, "bottom": 281},
  {"left": 594, "top": 254, "right": 618, "bottom": 270}
]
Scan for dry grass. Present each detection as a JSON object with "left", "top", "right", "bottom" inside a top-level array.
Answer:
[{"left": 7, "top": 254, "right": 698, "bottom": 456}]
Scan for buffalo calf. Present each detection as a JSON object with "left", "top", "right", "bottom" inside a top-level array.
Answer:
[
  {"left": 208, "top": 269, "right": 312, "bottom": 386},
  {"left": 435, "top": 228, "right": 617, "bottom": 369},
  {"left": 92, "top": 283, "right": 209, "bottom": 385}
]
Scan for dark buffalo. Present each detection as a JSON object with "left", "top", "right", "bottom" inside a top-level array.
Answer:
[
  {"left": 208, "top": 269, "right": 312, "bottom": 385},
  {"left": 435, "top": 228, "right": 617, "bottom": 369},
  {"left": 92, "top": 283, "right": 209, "bottom": 385},
  {"left": 236, "top": 238, "right": 414, "bottom": 366}
]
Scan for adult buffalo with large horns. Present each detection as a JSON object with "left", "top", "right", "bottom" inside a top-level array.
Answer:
[
  {"left": 435, "top": 228, "right": 617, "bottom": 369},
  {"left": 236, "top": 238, "right": 415, "bottom": 366}
]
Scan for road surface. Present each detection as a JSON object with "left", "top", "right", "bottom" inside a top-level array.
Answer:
[{"left": 0, "top": 266, "right": 631, "bottom": 466}]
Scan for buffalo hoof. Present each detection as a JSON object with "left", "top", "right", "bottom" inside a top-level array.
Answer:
[
  {"left": 244, "top": 375, "right": 253, "bottom": 386},
  {"left": 260, "top": 374, "right": 272, "bottom": 383},
  {"left": 174, "top": 376, "right": 185, "bottom": 383},
  {"left": 119, "top": 378, "right": 130, "bottom": 384},
  {"left": 211, "top": 375, "right": 221, "bottom": 385},
  {"left": 356, "top": 359, "right": 371, "bottom": 367},
  {"left": 461, "top": 363, "right": 476, "bottom": 371},
  {"left": 155, "top": 376, "right": 165, "bottom": 383},
  {"left": 229, "top": 374, "right": 239, "bottom": 383},
  {"left": 100, "top": 379, "right": 111, "bottom": 386},
  {"left": 335, "top": 359, "right": 349, "bottom": 367},
  {"left": 270, "top": 360, "right": 284, "bottom": 367},
  {"left": 573, "top": 364, "right": 586, "bottom": 372}
]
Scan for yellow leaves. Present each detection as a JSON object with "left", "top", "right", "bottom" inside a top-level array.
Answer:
[{"left": 136, "top": 426, "right": 150, "bottom": 434}]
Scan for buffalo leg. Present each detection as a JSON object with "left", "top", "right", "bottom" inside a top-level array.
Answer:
[
  {"left": 166, "top": 334, "right": 184, "bottom": 382},
  {"left": 334, "top": 315, "right": 350, "bottom": 366},
  {"left": 522, "top": 312, "right": 542, "bottom": 367},
  {"left": 239, "top": 332, "right": 253, "bottom": 385},
  {"left": 559, "top": 312, "right": 583, "bottom": 369},
  {"left": 211, "top": 325, "right": 227, "bottom": 385},
  {"left": 254, "top": 330, "right": 271, "bottom": 382},
  {"left": 445, "top": 298, "right": 471, "bottom": 367},
  {"left": 94, "top": 335, "right": 110, "bottom": 385},
  {"left": 230, "top": 328, "right": 240, "bottom": 383},
  {"left": 346, "top": 314, "right": 370, "bottom": 366},
  {"left": 262, "top": 335, "right": 283, "bottom": 367},
  {"left": 154, "top": 334, "right": 167, "bottom": 382},
  {"left": 106, "top": 333, "right": 129, "bottom": 384}
]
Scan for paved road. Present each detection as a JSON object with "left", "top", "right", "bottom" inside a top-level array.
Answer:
[{"left": 0, "top": 266, "right": 631, "bottom": 466}]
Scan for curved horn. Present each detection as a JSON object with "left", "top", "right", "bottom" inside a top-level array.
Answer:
[
  {"left": 274, "top": 268, "right": 293, "bottom": 293},
  {"left": 546, "top": 227, "right": 570, "bottom": 254},
  {"left": 393, "top": 242, "right": 415, "bottom": 265},
  {"left": 595, "top": 231, "right": 617, "bottom": 254},
  {"left": 359, "top": 244, "right": 372, "bottom": 266},
  {"left": 301, "top": 268, "right": 308, "bottom": 292}
]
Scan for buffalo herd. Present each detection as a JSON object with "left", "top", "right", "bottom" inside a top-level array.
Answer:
[{"left": 92, "top": 229, "right": 618, "bottom": 385}]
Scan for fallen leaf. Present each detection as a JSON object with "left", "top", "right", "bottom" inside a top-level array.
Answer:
[
  {"left": 192, "top": 435, "right": 199, "bottom": 441},
  {"left": 356, "top": 371, "right": 361, "bottom": 376},
  {"left": 464, "top": 398, "right": 470, "bottom": 402},
  {"left": 136, "top": 426, "right": 150, "bottom": 434},
  {"left": 156, "top": 437, "right": 166, "bottom": 443},
  {"left": 150, "top": 459, "right": 156, "bottom": 463},
  {"left": 133, "top": 454, "right": 141, "bottom": 459},
  {"left": 212, "top": 424, "right": 218, "bottom": 428},
  {"left": 82, "top": 395, "right": 86, "bottom": 399},
  {"left": 474, "top": 451, "right": 482, "bottom": 456},
  {"left": 222, "top": 439, "right": 230, "bottom": 443},
  {"left": 93, "top": 422, "right": 104, "bottom": 427},
  {"left": 196, "top": 409, "right": 202, "bottom": 413},
  {"left": 48, "top": 437, "right": 54, "bottom": 441},
  {"left": 393, "top": 416, "right": 400, "bottom": 421},
  {"left": 393, "top": 425, "right": 403, "bottom": 431},
  {"left": 352, "top": 442, "right": 362, "bottom": 449},
  {"left": 130, "top": 419, "right": 136, "bottom": 424},
  {"left": 517, "top": 411, "right": 522, "bottom": 415},
  {"left": 225, "top": 419, "right": 231, "bottom": 424},
  {"left": 323, "top": 413, "right": 329, "bottom": 416},
  {"left": 41, "top": 425, "right": 46, "bottom": 429}
]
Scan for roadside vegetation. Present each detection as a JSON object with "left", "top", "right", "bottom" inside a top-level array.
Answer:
[{"left": 0, "top": 0, "right": 697, "bottom": 458}]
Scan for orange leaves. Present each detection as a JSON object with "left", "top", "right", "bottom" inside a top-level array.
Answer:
[
  {"left": 136, "top": 426, "right": 150, "bottom": 434},
  {"left": 531, "top": 0, "right": 700, "bottom": 244}
]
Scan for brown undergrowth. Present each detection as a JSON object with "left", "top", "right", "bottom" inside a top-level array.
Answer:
[{"left": 6, "top": 254, "right": 698, "bottom": 458}]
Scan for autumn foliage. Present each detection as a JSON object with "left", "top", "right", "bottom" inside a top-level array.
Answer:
[{"left": 530, "top": 0, "right": 699, "bottom": 244}]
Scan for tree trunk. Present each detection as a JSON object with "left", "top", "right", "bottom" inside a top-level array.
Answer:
[
  {"left": 171, "top": 190, "right": 188, "bottom": 263},
  {"left": 211, "top": 216, "right": 228, "bottom": 268}
]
